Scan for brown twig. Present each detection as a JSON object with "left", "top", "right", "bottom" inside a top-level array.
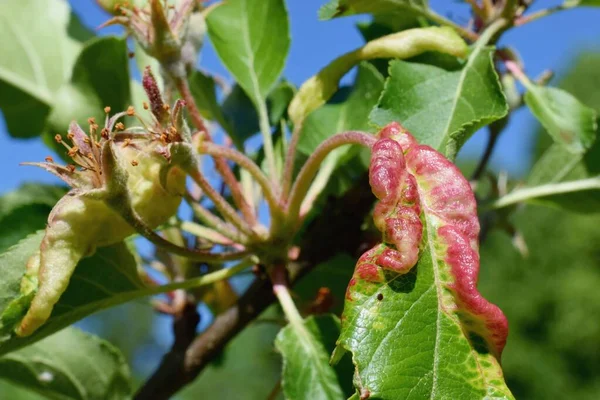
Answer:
[{"left": 134, "top": 303, "right": 200, "bottom": 399}]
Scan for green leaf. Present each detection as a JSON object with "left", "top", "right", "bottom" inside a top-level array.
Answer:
[
  {"left": 268, "top": 80, "right": 296, "bottom": 125},
  {"left": 222, "top": 81, "right": 297, "bottom": 148},
  {"left": 181, "top": 256, "right": 356, "bottom": 400},
  {"left": 46, "top": 36, "right": 132, "bottom": 149},
  {"left": 0, "top": 232, "right": 253, "bottom": 354},
  {"left": 206, "top": 0, "right": 290, "bottom": 111},
  {"left": 319, "top": 0, "right": 427, "bottom": 20},
  {"left": 179, "top": 307, "right": 282, "bottom": 400},
  {"left": 524, "top": 85, "right": 597, "bottom": 154},
  {"left": 294, "top": 254, "right": 356, "bottom": 315},
  {"left": 568, "top": 0, "right": 600, "bottom": 6},
  {"left": 222, "top": 85, "right": 261, "bottom": 146},
  {"left": 370, "top": 47, "right": 508, "bottom": 159},
  {"left": 0, "top": 0, "right": 82, "bottom": 137},
  {"left": 275, "top": 315, "right": 345, "bottom": 400},
  {"left": 189, "top": 69, "right": 228, "bottom": 128},
  {"left": 0, "top": 184, "right": 66, "bottom": 253},
  {"left": 495, "top": 139, "right": 600, "bottom": 212},
  {"left": 0, "top": 327, "right": 132, "bottom": 400},
  {"left": 0, "top": 184, "right": 65, "bottom": 219},
  {"left": 0, "top": 232, "right": 145, "bottom": 354}
]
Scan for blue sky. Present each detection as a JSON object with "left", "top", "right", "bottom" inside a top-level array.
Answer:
[{"left": 1, "top": 1, "right": 600, "bottom": 194}]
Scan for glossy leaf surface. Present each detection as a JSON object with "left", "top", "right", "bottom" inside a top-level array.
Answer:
[
  {"left": 524, "top": 85, "right": 597, "bottom": 154},
  {"left": 276, "top": 315, "right": 345, "bottom": 400},
  {"left": 370, "top": 47, "right": 508, "bottom": 159},
  {"left": 206, "top": 0, "right": 290, "bottom": 110}
]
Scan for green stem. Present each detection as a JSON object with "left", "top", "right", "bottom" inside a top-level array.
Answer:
[
  {"left": 173, "top": 75, "right": 257, "bottom": 225},
  {"left": 177, "top": 220, "right": 236, "bottom": 246},
  {"left": 285, "top": 131, "right": 376, "bottom": 232},
  {"left": 186, "top": 168, "right": 259, "bottom": 240},
  {"left": 184, "top": 193, "right": 249, "bottom": 245},
  {"left": 281, "top": 123, "right": 303, "bottom": 202},
  {"left": 144, "top": 257, "right": 257, "bottom": 296},
  {"left": 198, "top": 142, "right": 284, "bottom": 227},
  {"left": 258, "top": 100, "right": 279, "bottom": 186},
  {"left": 491, "top": 178, "right": 600, "bottom": 209},
  {"left": 109, "top": 194, "right": 250, "bottom": 262},
  {"left": 505, "top": 60, "right": 534, "bottom": 90},
  {"left": 270, "top": 265, "right": 305, "bottom": 329},
  {"left": 299, "top": 147, "right": 343, "bottom": 218},
  {"left": 472, "top": 17, "right": 508, "bottom": 52},
  {"left": 515, "top": 3, "right": 577, "bottom": 26},
  {"left": 420, "top": 7, "right": 479, "bottom": 42}
]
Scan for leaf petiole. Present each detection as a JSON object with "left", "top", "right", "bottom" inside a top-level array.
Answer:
[
  {"left": 284, "top": 131, "right": 376, "bottom": 232},
  {"left": 491, "top": 177, "right": 600, "bottom": 209}
]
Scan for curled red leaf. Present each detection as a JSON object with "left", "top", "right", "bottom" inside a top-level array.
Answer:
[{"left": 351, "top": 122, "right": 508, "bottom": 359}]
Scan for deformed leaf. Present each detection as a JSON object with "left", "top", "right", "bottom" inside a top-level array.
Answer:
[
  {"left": 0, "top": 230, "right": 250, "bottom": 354},
  {"left": 288, "top": 27, "right": 468, "bottom": 126},
  {"left": 298, "top": 63, "right": 384, "bottom": 155},
  {"left": 0, "top": 231, "right": 145, "bottom": 354},
  {"left": 524, "top": 85, "right": 597, "bottom": 154},
  {"left": 319, "top": 0, "right": 427, "bottom": 20},
  {"left": 0, "top": 184, "right": 66, "bottom": 253},
  {"left": 276, "top": 314, "right": 345, "bottom": 400},
  {"left": 0, "top": 327, "right": 132, "bottom": 400},
  {"left": 336, "top": 123, "right": 513, "bottom": 399},
  {"left": 370, "top": 47, "right": 508, "bottom": 159}
]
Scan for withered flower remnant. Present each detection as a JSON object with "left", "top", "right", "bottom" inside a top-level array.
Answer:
[
  {"left": 14, "top": 69, "right": 191, "bottom": 336},
  {"left": 102, "top": 0, "right": 197, "bottom": 77}
]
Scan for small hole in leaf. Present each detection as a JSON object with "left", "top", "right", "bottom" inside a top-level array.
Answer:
[{"left": 376, "top": 293, "right": 383, "bottom": 301}]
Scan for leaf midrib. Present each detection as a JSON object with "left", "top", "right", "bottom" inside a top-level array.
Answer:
[
  {"left": 292, "top": 321, "right": 342, "bottom": 399},
  {"left": 240, "top": 0, "right": 266, "bottom": 108},
  {"left": 438, "top": 46, "right": 485, "bottom": 150}
]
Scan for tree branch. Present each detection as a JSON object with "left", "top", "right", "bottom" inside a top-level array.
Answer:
[
  {"left": 134, "top": 303, "right": 200, "bottom": 399},
  {"left": 134, "top": 173, "right": 375, "bottom": 400}
]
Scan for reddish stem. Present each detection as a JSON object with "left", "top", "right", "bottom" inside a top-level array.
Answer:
[{"left": 174, "top": 77, "right": 257, "bottom": 226}]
